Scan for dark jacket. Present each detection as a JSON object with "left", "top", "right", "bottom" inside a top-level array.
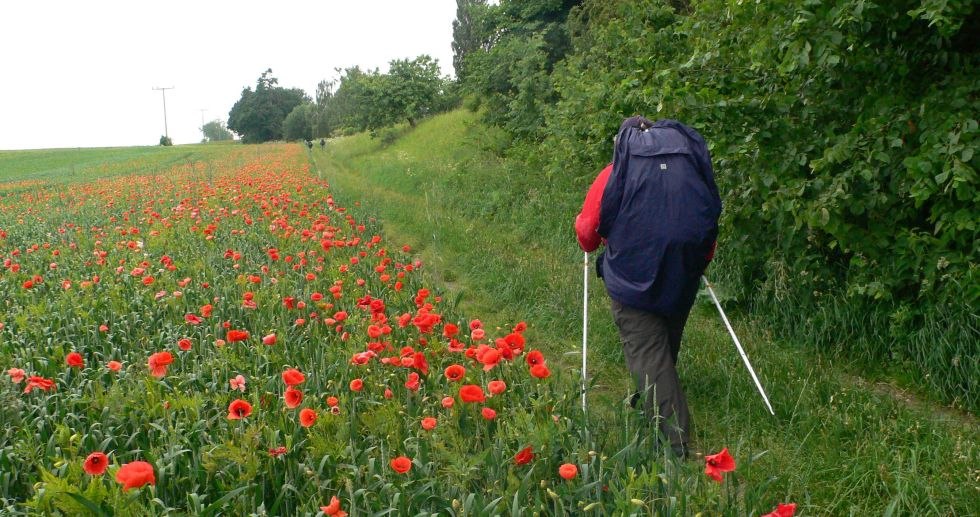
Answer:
[{"left": 597, "top": 119, "right": 721, "bottom": 316}]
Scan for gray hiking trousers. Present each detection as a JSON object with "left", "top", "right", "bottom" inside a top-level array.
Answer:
[{"left": 610, "top": 298, "right": 691, "bottom": 448}]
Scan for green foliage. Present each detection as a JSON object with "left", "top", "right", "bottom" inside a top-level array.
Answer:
[
  {"left": 158, "top": 135, "right": 173, "bottom": 147},
  {"left": 281, "top": 103, "right": 314, "bottom": 141},
  {"left": 385, "top": 55, "right": 447, "bottom": 128},
  {"left": 227, "top": 69, "right": 310, "bottom": 143},
  {"left": 461, "top": 0, "right": 979, "bottom": 409},
  {"left": 201, "top": 120, "right": 234, "bottom": 142},
  {"left": 311, "top": 57, "right": 455, "bottom": 137},
  {"left": 452, "top": 0, "right": 491, "bottom": 81},
  {"left": 456, "top": 0, "right": 582, "bottom": 138}
]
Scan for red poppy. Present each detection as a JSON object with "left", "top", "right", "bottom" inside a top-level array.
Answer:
[
  {"left": 227, "top": 399, "right": 253, "bottom": 420},
  {"left": 558, "top": 463, "right": 578, "bottom": 480},
  {"left": 412, "top": 351, "right": 428, "bottom": 375},
  {"left": 704, "top": 447, "right": 736, "bottom": 482},
  {"left": 284, "top": 387, "right": 303, "bottom": 409},
  {"left": 107, "top": 361, "right": 122, "bottom": 372},
  {"left": 421, "top": 417, "right": 437, "bottom": 430},
  {"left": 7, "top": 368, "right": 25, "bottom": 384},
  {"left": 442, "top": 323, "right": 459, "bottom": 338},
  {"left": 229, "top": 374, "right": 246, "bottom": 391},
  {"left": 459, "top": 384, "right": 485, "bottom": 403},
  {"left": 477, "top": 348, "right": 500, "bottom": 371},
  {"left": 177, "top": 338, "right": 192, "bottom": 351},
  {"left": 487, "top": 380, "right": 506, "bottom": 395},
  {"left": 299, "top": 408, "right": 317, "bottom": 427},
  {"left": 514, "top": 446, "right": 534, "bottom": 466},
  {"left": 529, "top": 363, "right": 551, "bottom": 379},
  {"left": 390, "top": 456, "right": 412, "bottom": 474},
  {"left": 262, "top": 333, "right": 277, "bottom": 346},
  {"left": 441, "top": 396, "right": 454, "bottom": 408},
  {"left": 526, "top": 350, "right": 545, "bottom": 367},
  {"left": 115, "top": 460, "right": 155, "bottom": 491},
  {"left": 226, "top": 329, "right": 249, "bottom": 342},
  {"left": 65, "top": 352, "right": 84, "bottom": 368},
  {"left": 761, "top": 503, "right": 797, "bottom": 517},
  {"left": 444, "top": 364, "right": 465, "bottom": 382},
  {"left": 282, "top": 368, "right": 306, "bottom": 386},
  {"left": 184, "top": 313, "right": 202, "bottom": 325},
  {"left": 83, "top": 451, "right": 109, "bottom": 475},
  {"left": 321, "top": 495, "right": 348, "bottom": 517},
  {"left": 200, "top": 304, "right": 213, "bottom": 317},
  {"left": 481, "top": 407, "right": 497, "bottom": 420},
  {"left": 404, "top": 372, "right": 420, "bottom": 391},
  {"left": 326, "top": 396, "right": 339, "bottom": 407},
  {"left": 349, "top": 378, "right": 364, "bottom": 392},
  {"left": 503, "top": 332, "right": 525, "bottom": 352},
  {"left": 147, "top": 351, "right": 173, "bottom": 378},
  {"left": 23, "top": 375, "right": 55, "bottom": 393}
]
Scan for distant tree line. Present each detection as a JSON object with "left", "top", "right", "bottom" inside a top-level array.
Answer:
[
  {"left": 227, "top": 58, "right": 456, "bottom": 144},
  {"left": 451, "top": 0, "right": 979, "bottom": 409}
]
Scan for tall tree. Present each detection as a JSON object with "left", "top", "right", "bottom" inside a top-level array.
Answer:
[
  {"left": 282, "top": 104, "right": 314, "bottom": 141},
  {"left": 227, "top": 69, "right": 309, "bottom": 143},
  {"left": 384, "top": 55, "right": 446, "bottom": 128},
  {"left": 459, "top": 0, "right": 583, "bottom": 138},
  {"left": 201, "top": 120, "right": 233, "bottom": 142},
  {"left": 452, "top": 0, "right": 490, "bottom": 81}
]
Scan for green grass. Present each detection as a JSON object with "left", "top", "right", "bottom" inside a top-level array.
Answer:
[
  {"left": 313, "top": 109, "right": 979, "bottom": 515},
  {"left": 0, "top": 142, "right": 240, "bottom": 185}
]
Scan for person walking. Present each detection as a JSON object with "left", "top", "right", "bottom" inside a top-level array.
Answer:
[{"left": 575, "top": 115, "right": 721, "bottom": 458}]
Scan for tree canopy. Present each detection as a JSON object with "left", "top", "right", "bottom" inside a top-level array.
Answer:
[
  {"left": 201, "top": 119, "right": 233, "bottom": 142},
  {"left": 311, "top": 56, "right": 455, "bottom": 136},
  {"left": 282, "top": 104, "right": 314, "bottom": 141},
  {"left": 227, "top": 69, "right": 309, "bottom": 143}
]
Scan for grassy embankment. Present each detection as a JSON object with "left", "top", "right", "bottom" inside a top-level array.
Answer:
[{"left": 312, "top": 109, "right": 978, "bottom": 515}]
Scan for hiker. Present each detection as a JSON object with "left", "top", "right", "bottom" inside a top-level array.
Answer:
[
  {"left": 305, "top": 139, "right": 314, "bottom": 150},
  {"left": 319, "top": 138, "right": 326, "bottom": 149},
  {"left": 575, "top": 115, "right": 721, "bottom": 458}
]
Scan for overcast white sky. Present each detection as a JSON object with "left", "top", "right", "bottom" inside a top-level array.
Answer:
[{"left": 0, "top": 0, "right": 458, "bottom": 150}]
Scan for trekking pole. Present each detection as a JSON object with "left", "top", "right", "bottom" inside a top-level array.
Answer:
[
  {"left": 702, "top": 276, "right": 775, "bottom": 416},
  {"left": 581, "top": 251, "right": 589, "bottom": 412}
]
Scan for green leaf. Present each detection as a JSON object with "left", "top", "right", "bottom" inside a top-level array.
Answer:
[{"left": 65, "top": 493, "right": 113, "bottom": 517}]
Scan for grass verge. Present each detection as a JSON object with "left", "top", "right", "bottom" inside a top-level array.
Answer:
[{"left": 313, "top": 109, "right": 979, "bottom": 515}]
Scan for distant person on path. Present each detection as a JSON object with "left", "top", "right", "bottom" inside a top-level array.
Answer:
[
  {"left": 305, "top": 139, "right": 314, "bottom": 150},
  {"left": 320, "top": 138, "right": 326, "bottom": 149},
  {"left": 575, "top": 115, "right": 721, "bottom": 458}
]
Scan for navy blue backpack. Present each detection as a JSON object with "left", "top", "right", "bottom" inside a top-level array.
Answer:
[{"left": 597, "top": 119, "right": 722, "bottom": 316}]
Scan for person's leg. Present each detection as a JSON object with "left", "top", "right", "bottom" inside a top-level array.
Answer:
[
  {"left": 610, "top": 299, "right": 690, "bottom": 453},
  {"left": 666, "top": 310, "right": 690, "bottom": 366}
]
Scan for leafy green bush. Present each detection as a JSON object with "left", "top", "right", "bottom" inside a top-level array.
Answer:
[{"left": 463, "top": 0, "right": 979, "bottom": 409}]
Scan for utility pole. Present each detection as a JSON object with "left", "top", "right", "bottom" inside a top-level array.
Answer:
[
  {"left": 152, "top": 86, "right": 175, "bottom": 138},
  {"left": 199, "top": 109, "right": 208, "bottom": 141}
]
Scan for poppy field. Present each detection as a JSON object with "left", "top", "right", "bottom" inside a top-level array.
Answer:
[{"left": 0, "top": 143, "right": 796, "bottom": 515}]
